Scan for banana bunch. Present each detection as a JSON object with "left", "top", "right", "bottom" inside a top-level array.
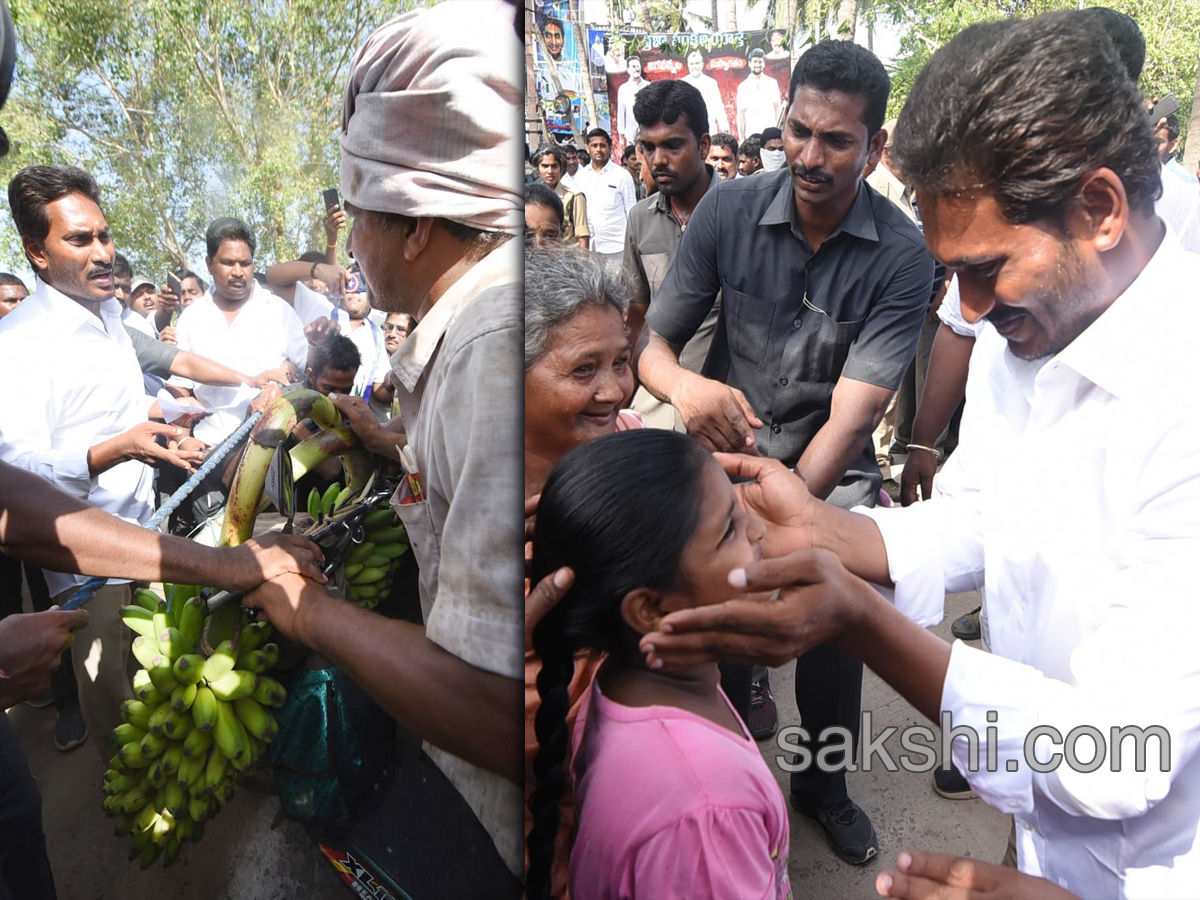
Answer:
[
  {"left": 305, "top": 482, "right": 353, "bottom": 522},
  {"left": 340, "top": 505, "right": 408, "bottom": 610},
  {"left": 105, "top": 584, "right": 286, "bottom": 868}
]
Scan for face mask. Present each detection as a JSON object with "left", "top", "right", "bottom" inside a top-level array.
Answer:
[{"left": 760, "top": 149, "right": 786, "bottom": 171}]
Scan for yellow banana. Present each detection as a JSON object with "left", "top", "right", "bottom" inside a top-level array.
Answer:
[
  {"left": 208, "top": 668, "right": 258, "bottom": 702},
  {"left": 119, "top": 605, "right": 158, "bottom": 638}
]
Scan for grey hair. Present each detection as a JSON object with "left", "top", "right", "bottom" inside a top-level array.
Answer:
[{"left": 525, "top": 247, "right": 630, "bottom": 372}]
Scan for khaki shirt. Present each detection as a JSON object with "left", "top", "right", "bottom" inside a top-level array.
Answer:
[
  {"left": 554, "top": 182, "right": 590, "bottom": 246},
  {"left": 390, "top": 240, "right": 523, "bottom": 875}
]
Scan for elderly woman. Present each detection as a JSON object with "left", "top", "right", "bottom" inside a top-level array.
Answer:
[
  {"left": 524, "top": 246, "right": 636, "bottom": 896},
  {"left": 525, "top": 247, "right": 637, "bottom": 498},
  {"left": 524, "top": 182, "right": 565, "bottom": 249}
]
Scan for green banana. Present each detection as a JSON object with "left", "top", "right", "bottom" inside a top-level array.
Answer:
[
  {"left": 122, "top": 699, "right": 152, "bottom": 731},
  {"left": 208, "top": 669, "right": 258, "bottom": 702},
  {"left": 106, "top": 772, "right": 138, "bottom": 795},
  {"left": 183, "top": 725, "right": 214, "bottom": 759},
  {"left": 345, "top": 541, "right": 377, "bottom": 565},
  {"left": 140, "top": 731, "right": 168, "bottom": 759},
  {"left": 306, "top": 487, "right": 322, "bottom": 521},
  {"left": 112, "top": 723, "right": 146, "bottom": 748},
  {"left": 178, "top": 598, "right": 204, "bottom": 648},
  {"left": 191, "top": 686, "right": 219, "bottom": 733},
  {"left": 152, "top": 604, "right": 171, "bottom": 641},
  {"left": 252, "top": 676, "right": 287, "bottom": 708},
  {"left": 119, "top": 786, "right": 149, "bottom": 815},
  {"left": 146, "top": 701, "right": 174, "bottom": 736},
  {"left": 236, "top": 649, "right": 272, "bottom": 675},
  {"left": 119, "top": 605, "right": 158, "bottom": 638},
  {"left": 161, "top": 744, "right": 183, "bottom": 776},
  {"left": 333, "top": 485, "right": 353, "bottom": 510},
  {"left": 170, "top": 682, "right": 198, "bottom": 713},
  {"left": 131, "top": 634, "right": 161, "bottom": 669},
  {"left": 164, "top": 781, "right": 186, "bottom": 817},
  {"left": 177, "top": 754, "right": 205, "bottom": 790},
  {"left": 158, "top": 626, "right": 194, "bottom": 662},
  {"left": 131, "top": 669, "right": 161, "bottom": 705},
  {"left": 173, "top": 653, "right": 205, "bottom": 685},
  {"left": 233, "top": 697, "right": 278, "bottom": 742},
  {"left": 320, "top": 482, "right": 340, "bottom": 516},
  {"left": 138, "top": 839, "right": 162, "bottom": 870},
  {"left": 188, "top": 793, "right": 212, "bottom": 823},
  {"left": 147, "top": 655, "right": 178, "bottom": 694},
  {"left": 145, "top": 761, "right": 167, "bottom": 789},
  {"left": 119, "top": 742, "right": 152, "bottom": 768},
  {"left": 359, "top": 552, "right": 391, "bottom": 569},
  {"left": 151, "top": 810, "right": 175, "bottom": 846},
  {"left": 363, "top": 508, "right": 396, "bottom": 528},
  {"left": 160, "top": 709, "right": 191, "bottom": 740},
  {"left": 351, "top": 566, "right": 387, "bottom": 585},
  {"left": 345, "top": 562, "right": 364, "bottom": 580},
  {"left": 201, "top": 640, "right": 238, "bottom": 683},
  {"left": 163, "top": 835, "right": 182, "bottom": 867},
  {"left": 204, "top": 748, "right": 228, "bottom": 788},
  {"left": 364, "top": 524, "right": 405, "bottom": 544},
  {"left": 213, "top": 698, "right": 250, "bottom": 762},
  {"left": 238, "top": 620, "right": 272, "bottom": 653},
  {"left": 134, "top": 588, "right": 162, "bottom": 612},
  {"left": 373, "top": 541, "right": 407, "bottom": 560}
]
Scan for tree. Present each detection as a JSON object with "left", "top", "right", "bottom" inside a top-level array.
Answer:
[
  {"left": 1185, "top": 43, "right": 1200, "bottom": 172},
  {"left": 0, "top": 0, "right": 413, "bottom": 279}
]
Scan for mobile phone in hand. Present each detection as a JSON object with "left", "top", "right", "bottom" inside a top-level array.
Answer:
[
  {"left": 1149, "top": 94, "right": 1181, "bottom": 124},
  {"left": 322, "top": 188, "right": 340, "bottom": 210},
  {"left": 166, "top": 271, "right": 183, "bottom": 297}
]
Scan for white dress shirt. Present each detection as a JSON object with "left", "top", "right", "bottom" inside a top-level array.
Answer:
[
  {"left": 616, "top": 78, "right": 649, "bottom": 144},
  {"left": 736, "top": 74, "right": 782, "bottom": 138},
  {"left": 292, "top": 280, "right": 335, "bottom": 326},
  {"left": 683, "top": 73, "right": 729, "bottom": 134},
  {"left": 171, "top": 283, "right": 308, "bottom": 445},
  {"left": 573, "top": 159, "right": 637, "bottom": 254},
  {"left": 856, "top": 231, "right": 1200, "bottom": 898},
  {"left": 330, "top": 309, "right": 390, "bottom": 398},
  {"left": 0, "top": 279, "right": 155, "bottom": 595},
  {"left": 121, "top": 306, "right": 158, "bottom": 337}
]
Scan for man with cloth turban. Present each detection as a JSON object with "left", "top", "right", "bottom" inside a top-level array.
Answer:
[{"left": 243, "top": 0, "right": 525, "bottom": 889}]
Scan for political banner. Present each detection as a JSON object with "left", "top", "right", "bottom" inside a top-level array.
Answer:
[{"left": 532, "top": 0, "right": 611, "bottom": 137}]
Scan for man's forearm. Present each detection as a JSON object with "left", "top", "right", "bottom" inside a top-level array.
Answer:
[
  {"left": 633, "top": 330, "right": 686, "bottom": 404},
  {"left": 172, "top": 350, "right": 252, "bottom": 387},
  {"left": 796, "top": 417, "right": 876, "bottom": 501},
  {"left": 910, "top": 325, "right": 973, "bottom": 448},
  {"left": 626, "top": 302, "right": 649, "bottom": 354},
  {"left": 810, "top": 496, "right": 894, "bottom": 586},
  {"left": 299, "top": 595, "right": 522, "bottom": 784}
]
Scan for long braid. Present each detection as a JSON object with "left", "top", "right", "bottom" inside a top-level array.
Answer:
[{"left": 528, "top": 604, "right": 575, "bottom": 900}]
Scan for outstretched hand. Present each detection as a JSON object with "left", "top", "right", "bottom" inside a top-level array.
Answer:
[
  {"left": 0, "top": 607, "right": 90, "bottom": 706},
  {"left": 876, "top": 850, "right": 1078, "bottom": 900},
  {"left": 717, "top": 452, "right": 816, "bottom": 558},
  {"left": 222, "top": 532, "right": 326, "bottom": 594}
]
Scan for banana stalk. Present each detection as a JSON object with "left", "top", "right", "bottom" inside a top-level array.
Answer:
[{"left": 288, "top": 427, "right": 374, "bottom": 490}]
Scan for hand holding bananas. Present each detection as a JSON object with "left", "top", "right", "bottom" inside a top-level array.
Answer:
[
  {"left": 108, "top": 586, "right": 287, "bottom": 868},
  {"left": 0, "top": 607, "right": 89, "bottom": 707}
]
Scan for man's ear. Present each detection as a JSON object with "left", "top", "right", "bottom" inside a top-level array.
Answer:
[
  {"left": 1069, "top": 167, "right": 1128, "bottom": 254},
  {"left": 620, "top": 587, "right": 666, "bottom": 635},
  {"left": 401, "top": 217, "right": 434, "bottom": 263},
  {"left": 23, "top": 238, "right": 48, "bottom": 273},
  {"left": 866, "top": 128, "right": 887, "bottom": 171}
]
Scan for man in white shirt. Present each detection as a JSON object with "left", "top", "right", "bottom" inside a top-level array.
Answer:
[
  {"left": 736, "top": 48, "right": 782, "bottom": 139},
  {"left": 638, "top": 13, "right": 1200, "bottom": 899},
  {"left": 573, "top": 127, "right": 637, "bottom": 273},
  {"left": 122, "top": 281, "right": 159, "bottom": 337},
  {"left": 615, "top": 55, "right": 648, "bottom": 148},
  {"left": 0, "top": 164, "right": 204, "bottom": 755},
  {"left": 682, "top": 48, "right": 729, "bottom": 135},
  {"left": 329, "top": 284, "right": 390, "bottom": 402},
  {"left": 170, "top": 217, "right": 310, "bottom": 448}
]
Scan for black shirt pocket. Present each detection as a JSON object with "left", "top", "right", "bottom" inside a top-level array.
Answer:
[
  {"left": 801, "top": 295, "right": 864, "bottom": 383},
  {"left": 722, "top": 281, "right": 776, "bottom": 367}
]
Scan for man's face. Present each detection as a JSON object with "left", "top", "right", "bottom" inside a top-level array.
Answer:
[
  {"left": 784, "top": 85, "right": 882, "bottom": 212},
  {"left": 0, "top": 283, "right": 27, "bottom": 320},
  {"left": 639, "top": 117, "right": 708, "bottom": 198},
  {"left": 525, "top": 203, "right": 563, "bottom": 249},
  {"left": 1153, "top": 125, "right": 1178, "bottom": 165},
  {"left": 687, "top": 52, "right": 703, "bottom": 77},
  {"left": 345, "top": 203, "right": 407, "bottom": 314},
  {"left": 627, "top": 58, "right": 642, "bottom": 80},
  {"left": 922, "top": 191, "right": 1108, "bottom": 361},
  {"left": 130, "top": 289, "right": 156, "bottom": 317},
  {"left": 624, "top": 151, "right": 640, "bottom": 180},
  {"left": 770, "top": 32, "right": 784, "bottom": 50},
  {"left": 543, "top": 23, "right": 564, "bottom": 60},
  {"left": 738, "top": 153, "right": 761, "bottom": 176},
  {"left": 709, "top": 144, "right": 737, "bottom": 181},
  {"left": 341, "top": 289, "right": 371, "bottom": 319},
  {"left": 113, "top": 273, "right": 132, "bottom": 306},
  {"left": 307, "top": 364, "right": 357, "bottom": 397},
  {"left": 382, "top": 314, "right": 411, "bottom": 354},
  {"left": 537, "top": 155, "right": 562, "bottom": 189},
  {"left": 206, "top": 238, "right": 254, "bottom": 304},
  {"left": 749, "top": 55, "right": 764, "bottom": 75},
  {"left": 564, "top": 147, "right": 579, "bottom": 174},
  {"left": 764, "top": 136, "right": 784, "bottom": 152},
  {"left": 28, "top": 193, "right": 115, "bottom": 305},
  {"left": 588, "top": 136, "right": 611, "bottom": 167},
  {"left": 180, "top": 275, "right": 204, "bottom": 308}
]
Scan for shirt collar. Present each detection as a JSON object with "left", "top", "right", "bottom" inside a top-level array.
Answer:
[
  {"left": 392, "top": 238, "right": 521, "bottom": 392},
  {"left": 1053, "top": 224, "right": 1182, "bottom": 400},
  {"left": 651, "top": 164, "right": 720, "bottom": 216},
  {"left": 32, "top": 276, "right": 126, "bottom": 337},
  {"left": 759, "top": 173, "right": 879, "bottom": 244}
]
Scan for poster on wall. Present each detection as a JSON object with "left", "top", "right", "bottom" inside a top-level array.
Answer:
[
  {"left": 532, "top": 0, "right": 611, "bottom": 137},
  {"left": 604, "top": 30, "right": 791, "bottom": 156}
]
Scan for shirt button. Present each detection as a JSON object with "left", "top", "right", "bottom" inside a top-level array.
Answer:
[
  {"left": 771, "top": 424, "right": 782, "bottom": 435},
  {"left": 793, "top": 318, "right": 802, "bottom": 329},
  {"left": 779, "top": 376, "right": 789, "bottom": 387}
]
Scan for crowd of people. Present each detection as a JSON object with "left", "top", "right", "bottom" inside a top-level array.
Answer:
[
  {"left": 525, "top": 6, "right": 1200, "bottom": 900},
  {"left": 0, "top": 1, "right": 526, "bottom": 897}
]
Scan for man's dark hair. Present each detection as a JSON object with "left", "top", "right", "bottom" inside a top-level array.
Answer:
[
  {"left": 711, "top": 132, "right": 738, "bottom": 156},
  {"left": 562, "top": 143, "right": 578, "bottom": 155},
  {"left": 525, "top": 181, "right": 565, "bottom": 227},
  {"left": 585, "top": 128, "right": 611, "bottom": 146},
  {"left": 541, "top": 16, "right": 563, "bottom": 35},
  {"left": 0, "top": 272, "right": 27, "bottom": 291},
  {"left": 739, "top": 135, "right": 762, "bottom": 161},
  {"left": 299, "top": 250, "right": 325, "bottom": 265},
  {"left": 181, "top": 269, "right": 208, "bottom": 292},
  {"left": 364, "top": 209, "right": 511, "bottom": 260},
  {"left": 310, "top": 332, "right": 361, "bottom": 377},
  {"left": 634, "top": 79, "right": 707, "bottom": 144},
  {"left": 627, "top": 54, "right": 643, "bottom": 68},
  {"left": 891, "top": 12, "right": 1161, "bottom": 225},
  {"left": 748, "top": 48, "right": 766, "bottom": 61},
  {"left": 7, "top": 166, "right": 103, "bottom": 257},
  {"left": 532, "top": 144, "right": 567, "bottom": 170},
  {"left": 761, "top": 126, "right": 782, "bottom": 142},
  {"left": 624, "top": 143, "right": 637, "bottom": 159},
  {"left": 112, "top": 253, "right": 132, "bottom": 281},
  {"left": 205, "top": 217, "right": 257, "bottom": 259},
  {"left": 1078, "top": 7, "right": 1144, "bottom": 81},
  {"left": 1161, "top": 113, "right": 1181, "bottom": 143},
  {"left": 789, "top": 40, "right": 890, "bottom": 136}
]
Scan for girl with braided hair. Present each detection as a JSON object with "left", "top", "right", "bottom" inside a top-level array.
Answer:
[{"left": 528, "top": 429, "right": 792, "bottom": 900}]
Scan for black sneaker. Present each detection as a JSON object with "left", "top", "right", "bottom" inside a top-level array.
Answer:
[
  {"left": 791, "top": 794, "right": 879, "bottom": 865},
  {"left": 25, "top": 688, "right": 55, "bottom": 709},
  {"left": 933, "top": 765, "right": 976, "bottom": 800},
  {"left": 950, "top": 606, "right": 982, "bottom": 641},
  {"left": 748, "top": 678, "right": 778, "bottom": 740},
  {"left": 54, "top": 705, "right": 88, "bottom": 752}
]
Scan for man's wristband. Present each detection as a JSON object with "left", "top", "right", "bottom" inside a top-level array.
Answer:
[
  {"left": 310, "top": 261, "right": 320, "bottom": 281},
  {"left": 326, "top": 241, "right": 337, "bottom": 249},
  {"left": 907, "top": 443, "right": 943, "bottom": 460}
]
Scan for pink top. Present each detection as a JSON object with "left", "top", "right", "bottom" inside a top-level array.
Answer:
[{"left": 569, "top": 679, "right": 792, "bottom": 900}]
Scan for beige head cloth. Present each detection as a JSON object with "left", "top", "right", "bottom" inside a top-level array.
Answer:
[{"left": 340, "top": 0, "right": 522, "bottom": 235}]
